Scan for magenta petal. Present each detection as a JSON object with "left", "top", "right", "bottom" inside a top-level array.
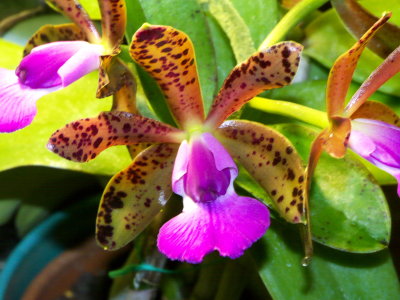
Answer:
[
  {"left": 16, "top": 41, "right": 102, "bottom": 89},
  {"left": 157, "top": 192, "right": 270, "bottom": 263},
  {"left": 349, "top": 118, "right": 400, "bottom": 195},
  {"left": 172, "top": 133, "right": 237, "bottom": 203},
  {"left": 0, "top": 69, "right": 53, "bottom": 132}
]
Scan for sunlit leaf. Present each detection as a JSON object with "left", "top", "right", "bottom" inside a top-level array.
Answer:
[
  {"left": 255, "top": 224, "right": 400, "bottom": 299},
  {"left": 0, "top": 40, "right": 131, "bottom": 175}
]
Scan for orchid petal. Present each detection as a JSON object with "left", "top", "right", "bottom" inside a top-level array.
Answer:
[
  {"left": 350, "top": 101, "right": 400, "bottom": 126},
  {"left": 130, "top": 24, "right": 204, "bottom": 129},
  {"left": 97, "top": 143, "right": 178, "bottom": 250},
  {"left": 326, "top": 13, "right": 390, "bottom": 118},
  {"left": 98, "top": 0, "right": 126, "bottom": 50},
  {"left": 23, "top": 23, "right": 86, "bottom": 56},
  {"left": 0, "top": 69, "right": 54, "bottom": 133},
  {"left": 17, "top": 41, "right": 103, "bottom": 89},
  {"left": 47, "top": 111, "right": 184, "bottom": 162},
  {"left": 349, "top": 118, "right": 400, "bottom": 196},
  {"left": 217, "top": 120, "right": 306, "bottom": 223},
  {"left": 345, "top": 45, "right": 400, "bottom": 117},
  {"left": 205, "top": 42, "right": 303, "bottom": 128},
  {"left": 157, "top": 192, "right": 270, "bottom": 263},
  {"left": 97, "top": 56, "right": 135, "bottom": 98},
  {"left": 46, "top": 0, "right": 100, "bottom": 43}
]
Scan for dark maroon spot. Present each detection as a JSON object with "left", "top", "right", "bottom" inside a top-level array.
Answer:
[
  {"left": 93, "top": 137, "right": 103, "bottom": 148},
  {"left": 277, "top": 195, "right": 284, "bottom": 203},
  {"left": 161, "top": 47, "right": 172, "bottom": 53},
  {"left": 97, "top": 225, "right": 113, "bottom": 245},
  {"left": 286, "top": 146, "right": 293, "bottom": 154},
  {"left": 136, "top": 27, "right": 165, "bottom": 42},
  {"left": 282, "top": 46, "right": 291, "bottom": 58},
  {"left": 298, "top": 175, "right": 304, "bottom": 183},
  {"left": 287, "top": 168, "right": 295, "bottom": 181}
]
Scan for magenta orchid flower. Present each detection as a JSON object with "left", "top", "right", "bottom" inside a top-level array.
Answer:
[
  {"left": 307, "top": 13, "right": 400, "bottom": 196},
  {"left": 0, "top": 0, "right": 127, "bottom": 133},
  {"left": 47, "top": 24, "right": 307, "bottom": 263}
]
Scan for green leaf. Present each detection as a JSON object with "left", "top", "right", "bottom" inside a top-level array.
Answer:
[
  {"left": 304, "top": 9, "right": 400, "bottom": 97},
  {"left": 199, "top": 0, "right": 255, "bottom": 62},
  {"left": 0, "top": 199, "right": 20, "bottom": 226},
  {"left": 276, "top": 124, "right": 391, "bottom": 252},
  {"left": 255, "top": 224, "right": 400, "bottom": 299},
  {"left": 80, "top": 0, "right": 101, "bottom": 20},
  {"left": 230, "top": 0, "right": 281, "bottom": 48},
  {"left": 358, "top": 0, "right": 400, "bottom": 27},
  {"left": 0, "top": 40, "right": 131, "bottom": 175}
]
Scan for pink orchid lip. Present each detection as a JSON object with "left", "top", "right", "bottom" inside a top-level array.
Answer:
[{"left": 158, "top": 132, "right": 270, "bottom": 263}]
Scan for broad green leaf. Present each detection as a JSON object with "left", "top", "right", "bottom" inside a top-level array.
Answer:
[
  {"left": 80, "top": 0, "right": 101, "bottom": 20},
  {"left": 230, "top": 0, "right": 280, "bottom": 48},
  {"left": 255, "top": 224, "right": 400, "bottom": 299},
  {"left": 199, "top": 0, "right": 255, "bottom": 62},
  {"left": 0, "top": 40, "right": 131, "bottom": 175},
  {"left": 275, "top": 124, "right": 390, "bottom": 252},
  {"left": 0, "top": 0, "right": 40, "bottom": 21},
  {"left": 304, "top": 9, "right": 400, "bottom": 97}
]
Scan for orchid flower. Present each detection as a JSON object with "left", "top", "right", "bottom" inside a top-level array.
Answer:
[
  {"left": 307, "top": 12, "right": 400, "bottom": 196},
  {"left": 47, "top": 24, "right": 308, "bottom": 263},
  {"left": 0, "top": 0, "right": 127, "bottom": 133}
]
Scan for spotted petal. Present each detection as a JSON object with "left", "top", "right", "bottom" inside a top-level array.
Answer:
[
  {"left": 205, "top": 42, "right": 303, "bottom": 128},
  {"left": 45, "top": 0, "right": 100, "bottom": 43},
  {"left": 130, "top": 24, "right": 204, "bottom": 129},
  {"left": 345, "top": 45, "right": 400, "bottom": 117},
  {"left": 216, "top": 120, "right": 306, "bottom": 223},
  {"left": 98, "top": 0, "right": 126, "bottom": 51},
  {"left": 350, "top": 101, "right": 400, "bottom": 126},
  {"left": 97, "top": 143, "right": 179, "bottom": 250},
  {"left": 23, "top": 23, "right": 87, "bottom": 56},
  {"left": 47, "top": 111, "right": 184, "bottom": 162},
  {"left": 326, "top": 13, "right": 389, "bottom": 118}
]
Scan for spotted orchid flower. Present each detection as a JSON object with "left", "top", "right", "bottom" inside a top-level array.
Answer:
[
  {"left": 0, "top": 0, "right": 127, "bottom": 133},
  {"left": 47, "top": 24, "right": 307, "bottom": 263},
  {"left": 307, "top": 12, "right": 400, "bottom": 196}
]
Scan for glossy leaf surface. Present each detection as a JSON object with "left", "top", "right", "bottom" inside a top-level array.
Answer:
[
  {"left": 276, "top": 124, "right": 390, "bottom": 252},
  {"left": 206, "top": 42, "right": 303, "bottom": 128},
  {"left": 130, "top": 24, "right": 205, "bottom": 129},
  {"left": 48, "top": 111, "right": 183, "bottom": 162},
  {"left": 217, "top": 120, "right": 306, "bottom": 224},
  {"left": 256, "top": 224, "right": 400, "bottom": 299},
  {"left": 96, "top": 143, "right": 178, "bottom": 250}
]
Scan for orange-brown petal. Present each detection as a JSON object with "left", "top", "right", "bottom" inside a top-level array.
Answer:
[
  {"left": 350, "top": 100, "right": 400, "bottom": 126},
  {"left": 23, "top": 23, "right": 87, "bottom": 56},
  {"left": 96, "top": 143, "right": 178, "bottom": 250},
  {"left": 46, "top": 0, "right": 100, "bottom": 43},
  {"left": 98, "top": 0, "right": 126, "bottom": 51},
  {"left": 47, "top": 111, "right": 184, "bottom": 162},
  {"left": 326, "top": 13, "right": 390, "bottom": 118},
  {"left": 216, "top": 120, "right": 307, "bottom": 224},
  {"left": 130, "top": 24, "right": 204, "bottom": 129},
  {"left": 345, "top": 45, "right": 400, "bottom": 117},
  {"left": 205, "top": 42, "right": 303, "bottom": 128}
]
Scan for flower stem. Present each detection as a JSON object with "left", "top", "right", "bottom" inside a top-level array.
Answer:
[
  {"left": 249, "top": 97, "right": 329, "bottom": 128},
  {"left": 258, "top": 0, "right": 329, "bottom": 49}
]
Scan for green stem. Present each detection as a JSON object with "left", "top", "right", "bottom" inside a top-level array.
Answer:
[
  {"left": 258, "top": 0, "right": 329, "bottom": 48},
  {"left": 249, "top": 97, "right": 329, "bottom": 128}
]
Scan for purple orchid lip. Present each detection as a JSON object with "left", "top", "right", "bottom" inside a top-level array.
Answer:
[
  {"left": 349, "top": 118, "right": 400, "bottom": 196},
  {"left": 158, "top": 132, "right": 270, "bottom": 263}
]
